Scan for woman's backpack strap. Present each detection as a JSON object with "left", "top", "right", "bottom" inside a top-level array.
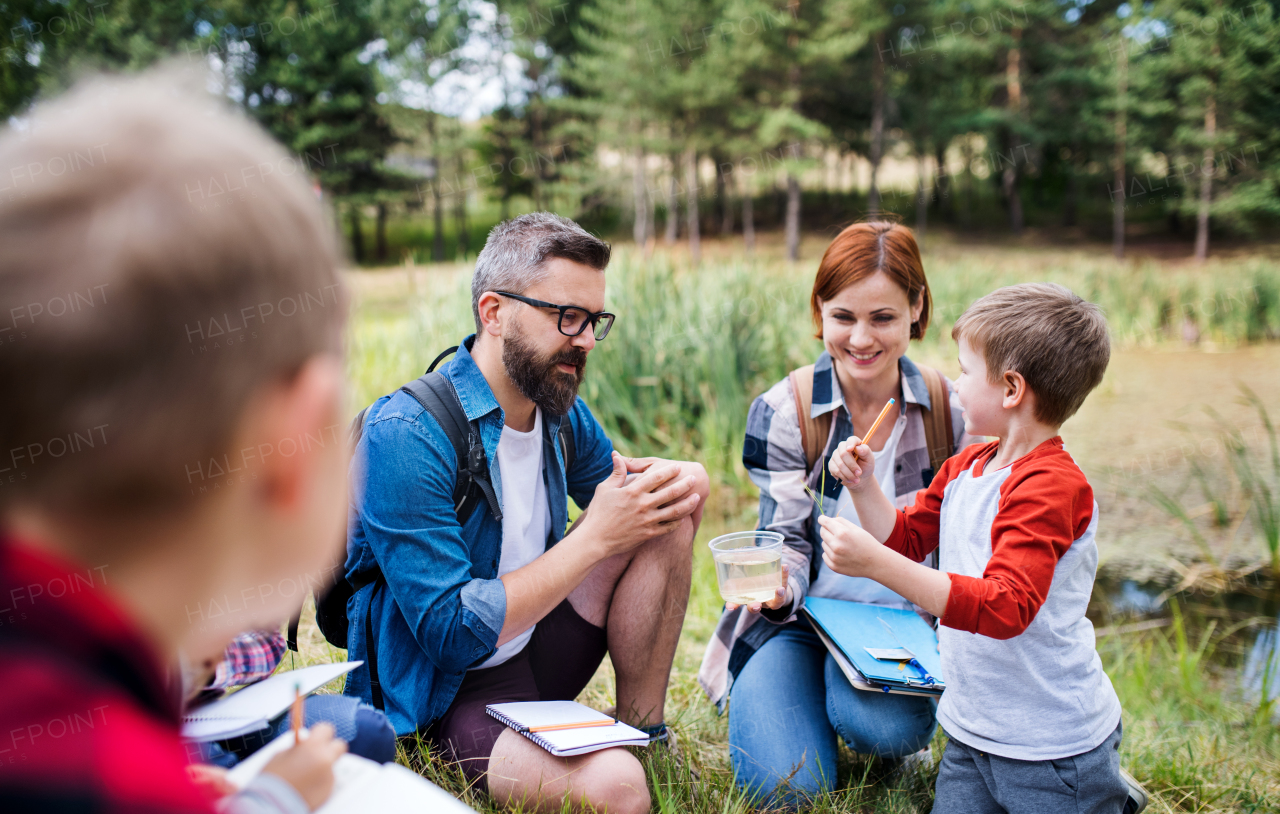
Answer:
[
  {"left": 788, "top": 364, "right": 832, "bottom": 475},
  {"left": 918, "top": 365, "right": 955, "bottom": 481}
]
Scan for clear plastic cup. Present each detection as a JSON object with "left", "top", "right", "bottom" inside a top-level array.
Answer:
[{"left": 708, "top": 531, "right": 784, "bottom": 605}]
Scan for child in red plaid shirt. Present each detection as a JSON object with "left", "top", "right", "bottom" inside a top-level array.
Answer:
[{"left": 0, "top": 71, "right": 352, "bottom": 813}]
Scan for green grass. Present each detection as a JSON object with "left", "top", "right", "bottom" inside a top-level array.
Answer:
[
  {"left": 348, "top": 243, "right": 1280, "bottom": 504},
  {"left": 325, "top": 243, "right": 1280, "bottom": 812},
  {"left": 287, "top": 544, "right": 1280, "bottom": 813}
]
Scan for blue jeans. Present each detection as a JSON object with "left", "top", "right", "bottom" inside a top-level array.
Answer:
[
  {"left": 198, "top": 694, "right": 396, "bottom": 768},
  {"left": 729, "top": 625, "right": 938, "bottom": 808}
]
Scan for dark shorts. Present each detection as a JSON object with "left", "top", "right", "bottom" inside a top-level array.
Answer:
[{"left": 425, "top": 598, "right": 608, "bottom": 789}]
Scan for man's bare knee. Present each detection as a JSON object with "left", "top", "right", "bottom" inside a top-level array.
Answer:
[
  {"left": 644, "top": 514, "right": 695, "bottom": 560},
  {"left": 573, "top": 749, "right": 650, "bottom": 814},
  {"left": 685, "top": 460, "right": 710, "bottom": 502}
]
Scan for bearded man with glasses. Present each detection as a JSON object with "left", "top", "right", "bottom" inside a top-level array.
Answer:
[{"left": 344, "top": 212, "right": 708, "bottom": 814}]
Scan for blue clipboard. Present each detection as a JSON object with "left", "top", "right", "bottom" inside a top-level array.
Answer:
[{"left": 804, "top": 597, "right": 946, "bottom": 690}]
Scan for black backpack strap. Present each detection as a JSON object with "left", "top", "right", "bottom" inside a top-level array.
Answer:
[
  {"left": 558, "top": 419, "right": 576, "bottom": 474},
  {"left": 426, "top": 345, "right": 459, "bottom": 374},
  {"left": 365, "top": 578, "right": 385, "bottom": 711},
  {"left": 348, "top": 406, "right": 369, "bottom": 447},
  {"left": 401, "top": 373, "right": 503, "bottom": 525},
  {"left": 286, "top": 614, "right": 300, "bottom": 652}
]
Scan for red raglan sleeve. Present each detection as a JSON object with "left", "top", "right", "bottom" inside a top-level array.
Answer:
[
  {"left": 941, "top": 451, "right": 1095, "bottom": 640},
  {"left": 883, "top": 445, "right": 989, "bottom": 562}
]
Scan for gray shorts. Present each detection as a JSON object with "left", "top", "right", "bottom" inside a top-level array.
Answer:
[{"left": 932, "top": 721, "right": 1128, "bottom": 814}]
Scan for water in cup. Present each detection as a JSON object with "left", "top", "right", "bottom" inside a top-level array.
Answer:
[{"left": 714, "top": 548, "right": 783, "bottom": 604}]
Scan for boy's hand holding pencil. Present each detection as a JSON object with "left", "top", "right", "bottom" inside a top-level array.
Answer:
[
  {"left": 258, "top": 686, "right": 348, "bottom": 810},
  {"left": 261, "top": 722, "right": 348, "bottom": 810},
  {"left": 828, "top": 398, "right": 893, "bottom": 492},
  {"left": 828, "top": 436, "right": 874, "bottom": 491}
]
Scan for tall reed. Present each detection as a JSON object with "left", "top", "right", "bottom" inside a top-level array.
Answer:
[{"left": 348, "top": 249, "right": 1280, "bottom": 506}]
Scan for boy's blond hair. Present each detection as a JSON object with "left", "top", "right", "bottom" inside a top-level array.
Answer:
[
  {"left": 952, "top": 283, "right": 1109, "bottom": 426},
  {"left": 0, "top": 69, "right": 346, "bottom": 518}
]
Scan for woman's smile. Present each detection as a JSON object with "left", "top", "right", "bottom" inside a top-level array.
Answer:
[{"left": 846, "top": 349, "right": 883, "bottom": 366}]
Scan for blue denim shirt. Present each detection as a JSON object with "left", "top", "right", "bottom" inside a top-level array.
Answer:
[{"left": 342, "top": 335, "right": 616, "bottom": 734}]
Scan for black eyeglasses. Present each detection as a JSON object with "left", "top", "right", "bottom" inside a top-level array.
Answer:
[{"left": 494, "top": 291, "right": 616, "bottom": 340}]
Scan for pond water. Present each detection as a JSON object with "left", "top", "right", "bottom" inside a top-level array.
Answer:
[
  {"left": 1090, "top": 577, "right": 1280, "bottom": 710},
  {"left": 912, "top": 343, "right": 1280, "bottom": 578}
]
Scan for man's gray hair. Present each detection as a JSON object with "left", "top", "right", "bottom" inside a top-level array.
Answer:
[{"left": 471, "top": 212, "right": 611, "bottom": 331}]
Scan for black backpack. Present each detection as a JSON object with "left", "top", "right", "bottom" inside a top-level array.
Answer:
[{"left": 289, "top": 343, "right": 575, "bottom": 710}]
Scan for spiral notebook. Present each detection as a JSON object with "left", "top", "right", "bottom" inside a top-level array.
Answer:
[
  {"left": 228, "top": 730, "right": 474, "bottom": 812},
  {"left": 486, "top": 701, "right": 650, "bottom": 757},
  {"left": 182, "top": 661, "right": 361, "bottom": 741}
]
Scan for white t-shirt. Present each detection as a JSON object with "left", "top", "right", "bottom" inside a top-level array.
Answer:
[
  {"left": 808, "top": 413, "right": 914, "bottom": 609},
  {"left": 471, "top": 407, "right": 552, "bottom": 669}
]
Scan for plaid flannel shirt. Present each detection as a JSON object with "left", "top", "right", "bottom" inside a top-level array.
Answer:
[
  {"left": 207, "top": 631, "right": 287, "bottom": 692},
  {"left": 697, "top": 352, "right": 974, "bottom": 710},
  {"left": 0, "top": 537, "right": 214, "bottom": 814}
]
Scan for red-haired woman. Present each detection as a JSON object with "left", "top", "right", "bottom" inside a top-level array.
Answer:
[{"left": 699, "top": 222, "right": 975, "bottom": 807}]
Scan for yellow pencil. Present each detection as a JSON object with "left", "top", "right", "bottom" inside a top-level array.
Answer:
[
  {"left": 290, "top": 684, "right": 304, "bottom": 741},
  {"left": 528, "top": 719, "right": 618, "bottom": 733},
  {"left": 860, "top": 398, "right": 896, "bottom": 450}
]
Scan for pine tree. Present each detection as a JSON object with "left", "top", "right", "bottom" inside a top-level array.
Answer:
[
  {"left": 1138, "top": 0, "right": 1280, "bottom": 260},
  {"left": 1, "top": 0, "right": 204, "bottom": 117}
]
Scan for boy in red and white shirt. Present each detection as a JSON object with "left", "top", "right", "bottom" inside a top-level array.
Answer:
[{"left": 821, "top": 283, "right": 1131, "bottom": 814}]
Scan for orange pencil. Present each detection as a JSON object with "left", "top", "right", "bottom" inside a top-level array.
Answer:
[
  {"left": 859, "top": 398, "right": 896, "bottom": 450},
  {"left": 290, "top": 684, "right": 304, "bottom": 741},
  {"left": 528, "top": 719, "right": 618, "bottom": 733}
]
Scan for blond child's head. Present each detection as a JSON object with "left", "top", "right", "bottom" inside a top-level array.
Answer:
[
  {"left": 951, "top": 283, "right": 1110, "bottom": 434},
  {"left": 0, "top": 69, "right": 349, "bottom": 649}
]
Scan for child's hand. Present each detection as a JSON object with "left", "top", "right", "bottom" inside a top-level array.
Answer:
[
  {"left": 828, "top": 435, "right": 875, "bottom": 492},
  {"left": 817, "top": 515, "right": 882, "bottom": 577},
  {"left": 726, "top": 564, "right": 791, "bottom": 615},
  {"left": 262, "top": 723, "right": 348, "bottom": 811},
  {"left": 187, "top": 764, "right": 236, "bottom": 800}
]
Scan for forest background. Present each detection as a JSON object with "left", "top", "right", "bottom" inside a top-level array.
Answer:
[
  {"left": 7, "top": 2, "right": 1280, "bottom": 810},
  {"left": 4, "top": 0, "right": 1278, "bottom": 262}
]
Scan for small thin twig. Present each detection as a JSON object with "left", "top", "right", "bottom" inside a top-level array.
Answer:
[{"left": 805, "top": 466, "right": 828, "bottom": 516}]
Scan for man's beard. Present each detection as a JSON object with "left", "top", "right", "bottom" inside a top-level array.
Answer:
[{"left": 501, "top": 322, "right": 588, "bottom": 417}]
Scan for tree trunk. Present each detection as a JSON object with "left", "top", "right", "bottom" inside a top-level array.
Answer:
[
  {"left": 1002, "top": 161, "right": 1023, "bottom": 235},
  {"left": 665, "top": 153, "right": 679, "bottom": 244},
  {"left": 529, "top": 82, "right": 545, "bottom": 210},
  {"left": 787, "top": 0, "right": 803, "bottom": 252},
  {"left": 432, "top": 181, "right": 445, "bottom": 262},
  {"left": 743, "top": 189, "right": 755, "bottom": 255},
  {"left": 375, "top": 202, "right": 388, "bottom": 263},
  {"left": 685, "top": 147, "right": 701, "bottom": 265},
  {"left": 785, "top": 174, "right": 801, "bottom": 260},
  {"left": 933, "top": 143, "right": 951, "bottom": 223},
  {"left": 717, "top": 158, "right": 734, "bottom": 235},
  {"left": 349, "top": 206, "right": 365, "bottom": 264},
  {"left": 1064, "top": 162, "right": 1078, "bottom": 227},
  {"left": 915, "top": 152, "right": 929, "bottom": 243},
  {"left": 961, "top": 141, "right": 975, "bottom": 228},
  {"left": 633, "top": 145, "right": 648, "bottom": 245},
  {"left": 1113, "top": 41, "right": 1127, "bottom": 259},
  {"left": 645, "top": 174, "right": 656, "bottom": 255},
  {"left": 1004, "top": 29, "right": 1024, "bottom": 235},
  {"left": 426, "top": 113, "right": 445, "bottom": 262},
  {"left": 1195, "top": 92, "right": 1216, "bottom": 262},
  {"left": 455, "top": 190, "right": 469, "bottom": 259},
  {"left": 868, "top": 31, "right": 886, "bottom": 216}
]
